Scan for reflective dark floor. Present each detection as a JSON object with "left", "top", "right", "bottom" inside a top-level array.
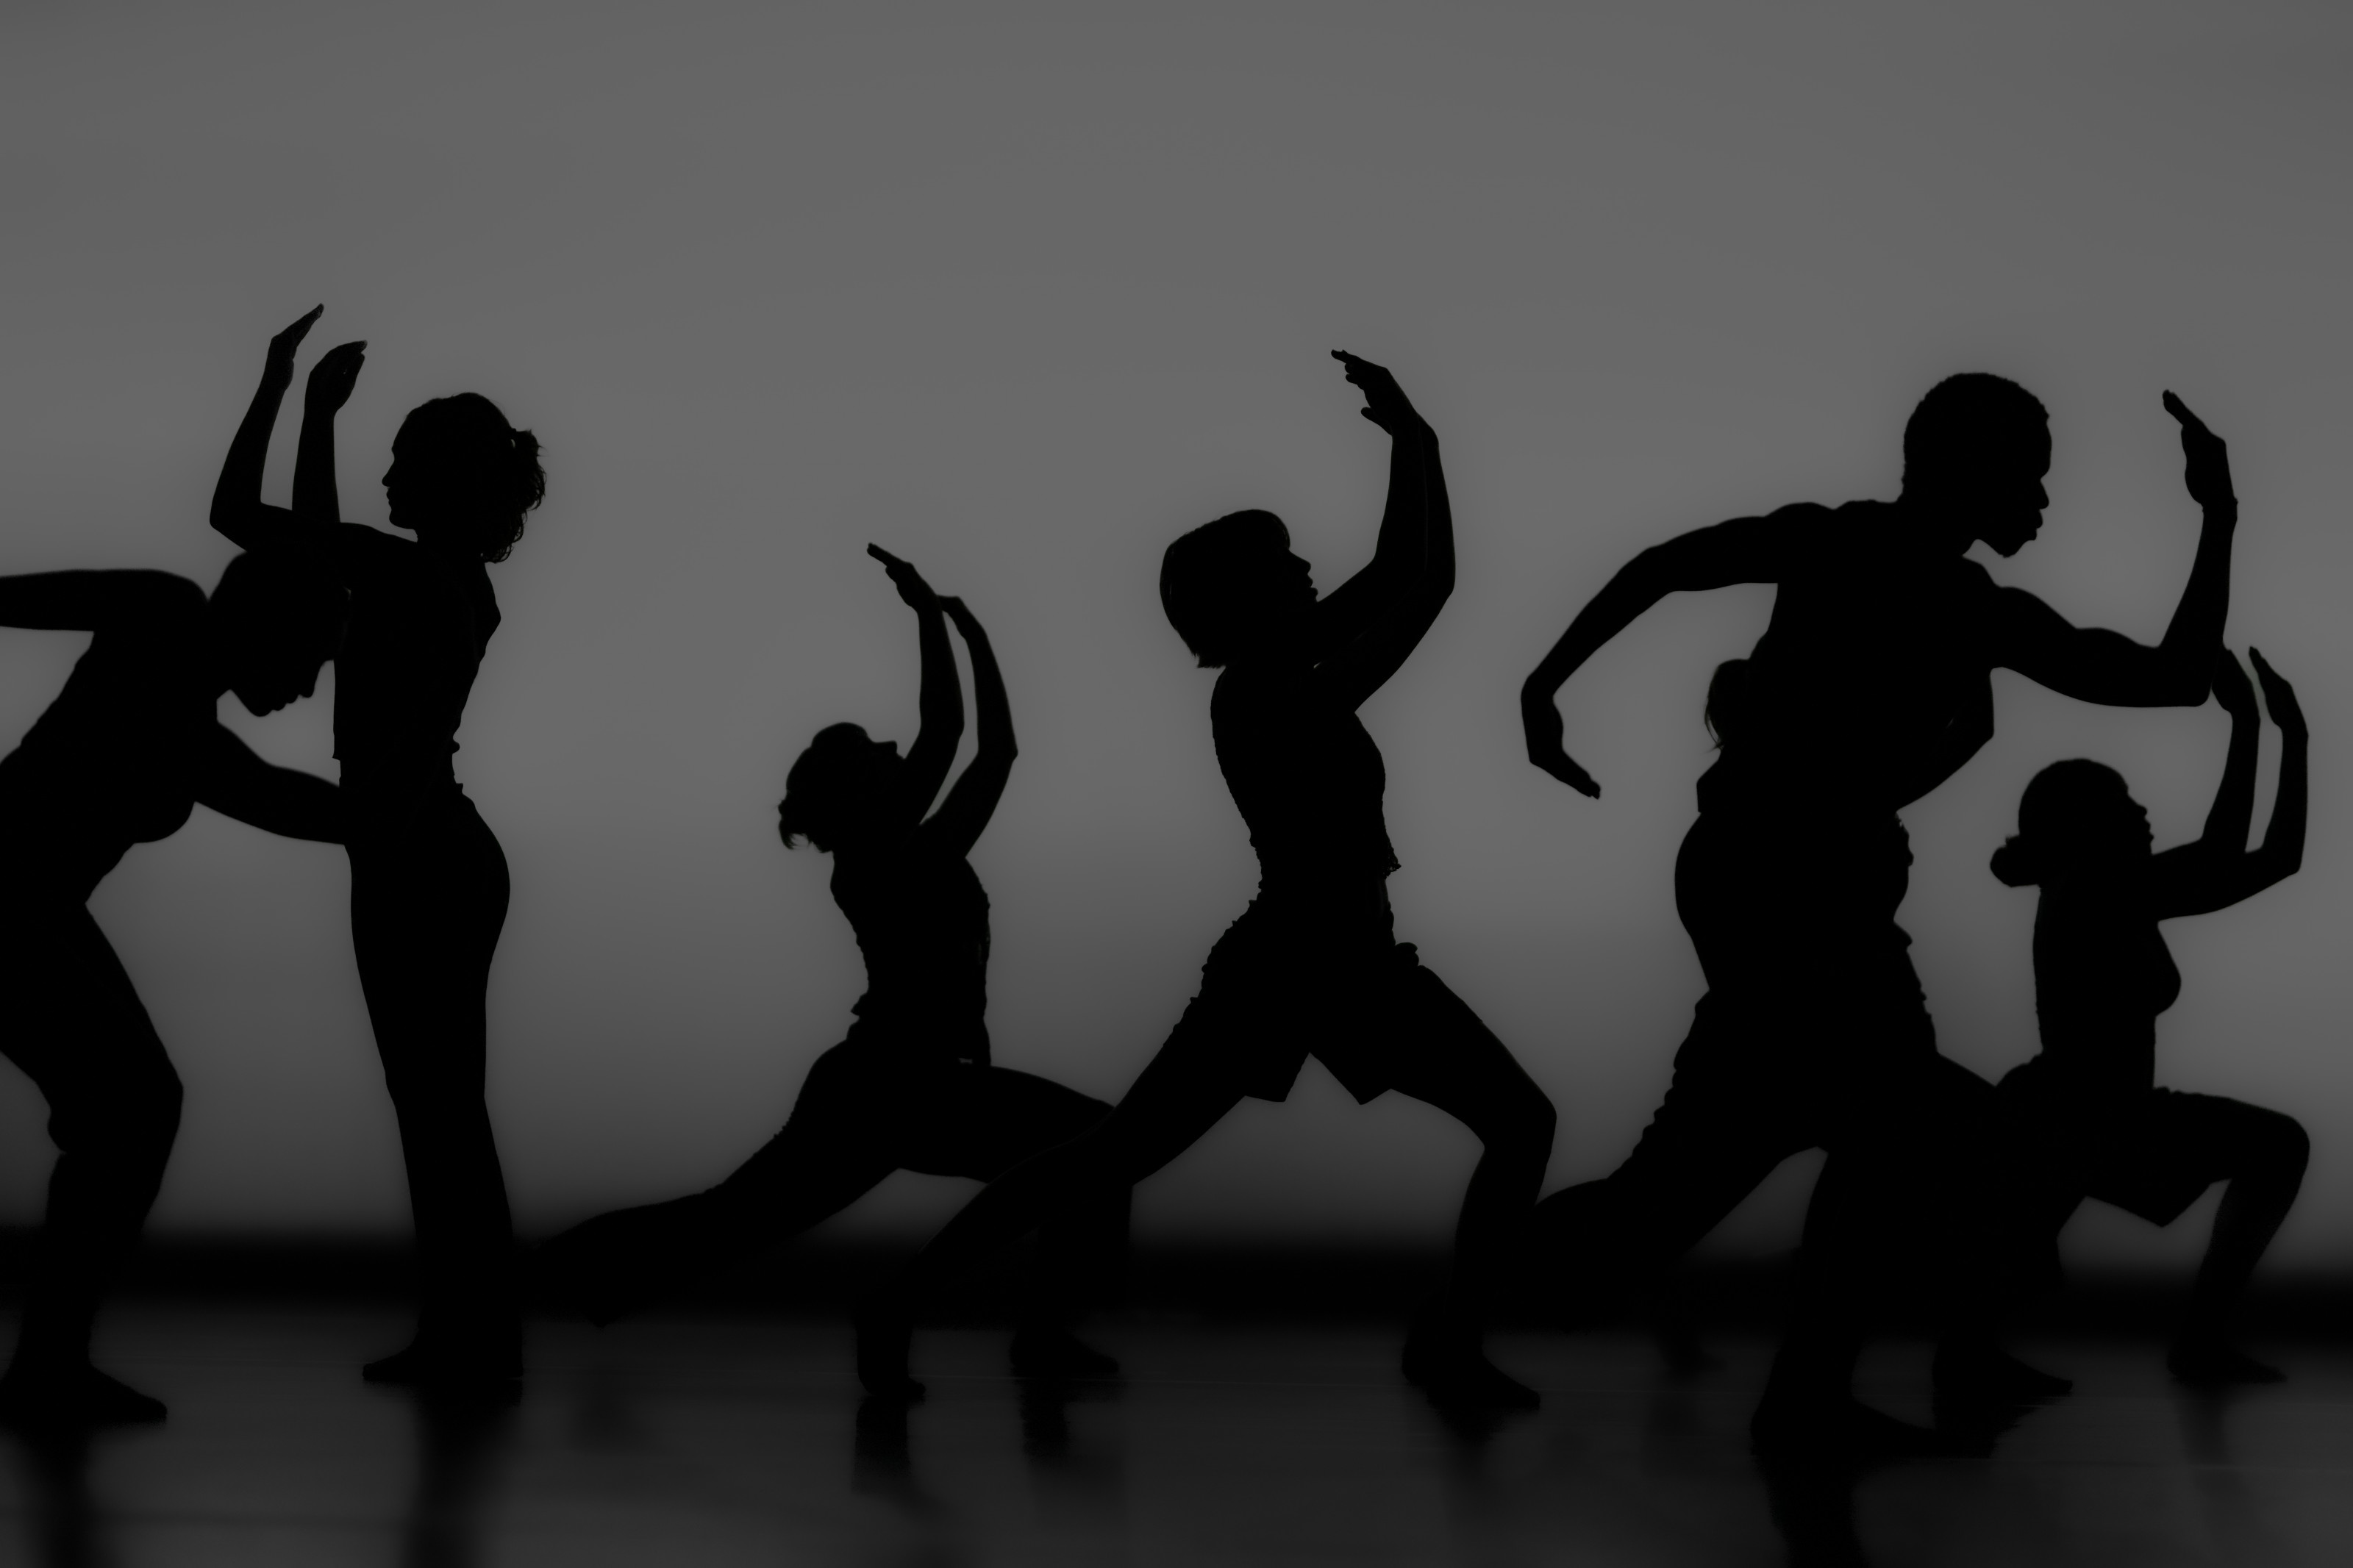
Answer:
[{"left": 3, "top": 1308, "right": 2351, "bottom": 1565}]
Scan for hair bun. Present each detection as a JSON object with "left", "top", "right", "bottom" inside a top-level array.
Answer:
[{"left": 1988, "top": 836, "right": 2042, "bottom": 888}]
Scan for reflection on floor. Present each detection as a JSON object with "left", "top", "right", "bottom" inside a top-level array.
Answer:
[{"left": 2, "top": 1308, "right": 2351, "bottom": 1564}]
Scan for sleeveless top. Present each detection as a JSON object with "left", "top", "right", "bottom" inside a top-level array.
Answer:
[
  {"left": 1213, "top": 662, "right": 1399, "bottom": 901},
  {"left": 1699, "top": 500, "right": 2000, "bottom": 830},
  {"left": 832, "top": 840, "right": 992, "bottom": 1066},
  {"left": 2022, "top": 886, "right": 2183, "bottom": 1102},
  {"left": 333, "top": 534, "right": 498, "bottom": 826},
  {"left": 0, "top": 578, "right": 208, "bottom": 905}
]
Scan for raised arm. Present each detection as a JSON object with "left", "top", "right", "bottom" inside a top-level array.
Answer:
[
  {"left": 293, "top": 340, "right": 365, "bottom": 525},
  {"left": 1520, "top": 510, "right": 1803, "bottom": 797},
  {"left": 1313, "top": 352, "right": 1454, "bottom": 712},
  {"left": 2154, "top": 649, "right": 2304, "bottom": 917},
  {"left": 867, "top": 545, "right": 963, "bottom": 825},
  {"left": 193, "top": 723, "right": 343, "bottom": 843},
  {"left": 211, "top": 309, "right": 388, "bottom": 579},
  {"left": 1993, "top": 393, "right": 2236, "bottom": 708},
  {"left": 920, "top": 596, "right": 1015, "bottom": 857}
]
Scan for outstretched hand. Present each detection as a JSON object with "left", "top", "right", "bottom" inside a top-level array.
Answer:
[
  {"left": 1522, "top": 694, "right": 1602, "bottom": 798},
  {"left": 2248, "top": 648, "right": 2305, "bottom": 739},
  {"left": 1332, "top": 350, "right": 1425, "bottom": 437},
  {"left": 867, "top": 544, "right": 939, "bottom": 612},
  {"left": 2162, "top": 391, "right": 2235, "bottom": 514},
  {"left": 263, "top": 306, "right": 324, "bottom": 391},
  {"left": 305, "top": 340, "right": 366, "bottom": 416},
  {"left": 2210, "top": 648, "right": 2256, "bottom": 719}
]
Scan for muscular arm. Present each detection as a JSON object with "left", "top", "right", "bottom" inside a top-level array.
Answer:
[
  {"left": 193, "top": 724, "right": 343, "bottom": 842},
  {"left": 1520, "top": 509, "right": 1804, "bottom": 795},
  {"left": 1993, "top": 394, "right": 2237, "bottom": 707},
  {"left": 921, "top": 597, "right": 1014, "bottom": 858},
  {"left": 0, "top": 570, "right": 204, "bottom": 634}
]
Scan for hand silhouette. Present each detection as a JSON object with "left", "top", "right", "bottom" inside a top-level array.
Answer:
[
  {"left": 2162, "top": 392, "right": 2235, "bottom": 513},
  {"left": 2248, "top": 648, "right": 2304, "bottom": 740},
  {"left": 262, "top": 306, "right": 324, "bottom": 393},
  {"left": 2210, "top": 648, "right": 2256, "bottom": 720},
  {"left": 867, "top": 545, "right": 939, "bottom": 612},
  {"left": 1522, "top": 693, "right": 1601, "bottom": 798},
  {"left": 1332, "top": 351, "right": 1424, "bottom": 437},
  {"left": 304, "top": 340, "right": 367, "bottom": 417}
]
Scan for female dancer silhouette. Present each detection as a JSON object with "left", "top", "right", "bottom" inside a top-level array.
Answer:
[
  {"left": 856, "top": 352, "right": 1557, "bottom": 1407},
  {"left": 537, "top": 550, "right": 1124, "bottom": 1371},
  {"left": 1991, "top": 648, "right": 2307, "bottom": 1386},
  {"left": 211, "top": 307, "right": 543, "bottom": 1386},
  {"left": 0, "top": 554, "right": 343, "bottom": 1425},
  {"left": 1521, "top": 376, "right": 2240, "bottom": 1453}
]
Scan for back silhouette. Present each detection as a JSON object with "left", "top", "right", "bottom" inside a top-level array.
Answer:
[
  {"left": 853, "top": 352, "right": 1557, "bottom": 1409},
  {"left": 211, "top": 307, "right": 545, "bottom": 1389},
  {"left": 536, "top": 551, "right": 1125, "bottom": 1372},
  {"left": 1520, "top": 376, "right": 2242, "bottom": 1456},
  {"left": 1992, "top": 649, "right": 2309, "bottom": 1386},
  {"left": 0, "top": 556, "right": 343, "bottom": 1428}
]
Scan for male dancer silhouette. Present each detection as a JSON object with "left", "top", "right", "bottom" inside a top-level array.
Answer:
[
  {"left": 538, "top": 551, "right": 1123, "bottom": 1375},
  {"left": 213, "top": 308, "right": 544, "bottom": 1387},
  {"left": 0, "top": 554, "right": 342, "bottom": 1425},
  {"left": 856, "top": 352, "right": 1557, "bottom": 1408},
  {"left": 1991, "top": 648, "right": 2307, "bottom": 1386},
  {"left": 1521, "top": 376, "right": 2238, "bottom": 1453}
]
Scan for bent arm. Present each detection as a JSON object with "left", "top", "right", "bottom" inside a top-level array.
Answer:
[
  {"left": 921, "top": 598, "right": 1014, "bottom": 857},
  {"left": 193, "top": 725, "right": 343, "bottom": 842},
  {"left": 1520, "top": 511, "right": 1797, "bottom": 795},
  {"left": 0, "top": 570, "right": 204, "bottom": 634},
  {"left": 2154, "top": 655, "right": 2302, "bottom": 917}
]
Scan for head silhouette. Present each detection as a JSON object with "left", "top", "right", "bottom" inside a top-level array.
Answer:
[
  {"left": 1990, "top": 759, "right": 2151, "bottom": 887},
  {"left": 1900, "top": 373, "right": 2051, "bottom": 556},
  {"left": 1160, "top": 509, "right": 1315, "bottom": 669},
  {"left": 776, "top": 723, "right": 903, "bottom": 852},
  {"left": 382, "top": 393, "right": 545, "bottom": 562},
  {"left": 207, "top": 552, "right": 346, "bottom": 716}
]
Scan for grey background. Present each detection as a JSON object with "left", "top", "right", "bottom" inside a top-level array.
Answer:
[{"left": 0, "top": 1, "right": 2346, "bottom": 1270}]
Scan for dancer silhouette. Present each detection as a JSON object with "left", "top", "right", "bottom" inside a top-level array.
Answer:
[
  {"left": 0, "top": 556, "right": 343, "bottom": 1426},
  {"left": 211, "top": 307, "right": 543, "bottom": 1389},
  {"left": 536, "top": 553, "right": 1124, "bottom": 1367},
  {"left": 855, "top": 352, "right": 1557, "bottom": 1408},
  {"left": 1521, "top": 376, "right": 2240, "bottom": 1456},
  {"left": 1990, "top": 649, "right": 2307, "bottom": 1386}
]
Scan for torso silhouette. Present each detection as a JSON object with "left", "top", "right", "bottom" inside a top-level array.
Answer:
[
  {"left": 1706, "top": 502, "right": 1995, "bottom": 823},
  {"left": 0, "top": 584, "right": 210, "bottom": 901},
  {"left": 833, "top": 839, "right": 992, "bottom": 1066},
  {"left": 335, "top": 537, "right": 498, "bottom": 812},
  {"left": 1213, "top": 661, "right": 1399, "bottom": 899},
  {"left": 2024, "top": 878, "right": 2182, "bottom": 1103}
]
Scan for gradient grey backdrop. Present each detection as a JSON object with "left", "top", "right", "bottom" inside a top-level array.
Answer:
[{"left": 1, "top": 1, "right": 2346, "bottom": 1270}]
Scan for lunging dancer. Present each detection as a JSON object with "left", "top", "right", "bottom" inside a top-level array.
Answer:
[
  {"left": 538, "top": 550, "right": 1124, "bottom": 1375},
  {"left": 857, "top": 352, "right": 1557, "bottom": 1408},
  {"left": 1521, "top": 377, "right": 2239, "bottom": 1453},
  {"left": 1990, "top": 648, "right": 2308, "bottom": 1386}
]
